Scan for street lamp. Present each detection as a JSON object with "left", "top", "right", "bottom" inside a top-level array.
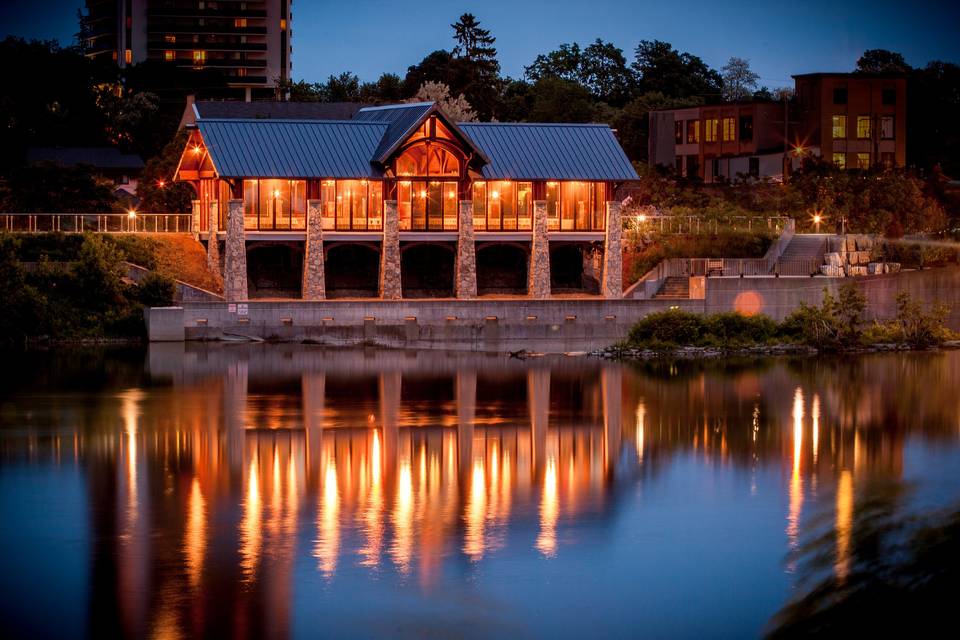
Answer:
[{"left": 812, "top": 212, "right": 823, "bottom": 233}]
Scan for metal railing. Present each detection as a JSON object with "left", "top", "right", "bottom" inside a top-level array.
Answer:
[
  {"left": 1, "top": 213, "right": 193, "bottom": 233},
  {"left": 623, "top": 212, "right": 792, "bottom": 235}
]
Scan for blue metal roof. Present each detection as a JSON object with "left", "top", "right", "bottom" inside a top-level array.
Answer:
[
  {"left": 458, "top": 123, "right": 639, "bottom": 181},
  {"left": 196, "top": 119, "right": 387, "bottom": 178},
  {"left": 353, "top": 103, "right": 435, "bottom": 163}
]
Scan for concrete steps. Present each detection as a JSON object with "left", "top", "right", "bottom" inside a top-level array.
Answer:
[
  {"left": 654, "top": 276, "right": 690, "bottom": 299},
  {"left": 780, "top": 234, "right": 830, "bottom": 261}
]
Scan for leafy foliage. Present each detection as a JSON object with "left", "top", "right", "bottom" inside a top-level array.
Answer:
[
  {"left": 781, "top": 284, "right": 867, "bottom": 350},
  {"left": 626, "top": 308, "right": 779, "bottom": 349}
]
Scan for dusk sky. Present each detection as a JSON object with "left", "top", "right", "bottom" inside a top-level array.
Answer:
[{"left": 2, "top": 0, "right": 959, "bottom": 87}]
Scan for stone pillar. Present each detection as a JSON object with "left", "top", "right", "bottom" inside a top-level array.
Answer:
[
  {"left": 528, "top": 200, "right": 550, "bottom": 299},
  {"left": 302, "top": 199, "right": 325, "bottom": 300},
  {"left": 223, "top": 199, "right": 248, "bottom": 301},
  {"left": 379, "top": 199, "right": 401, "bottom": 300},
  {"left": 602, "top": 201, "right": 623, "bottom": 298},
  {"left": 191, "top": 199, "right": 201, "bottom": 240},
  {"left": 455, "top": 200, "right": 477, "bottom": 299},
  {"left": 206, "top": 201, "right": 220, "bottom": 276}
]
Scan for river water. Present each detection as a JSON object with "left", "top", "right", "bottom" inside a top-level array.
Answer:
[{"left": 1, "top": 345, "right": 958, "bottom": 638}]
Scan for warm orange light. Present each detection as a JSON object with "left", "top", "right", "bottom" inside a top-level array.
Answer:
[
  {"left": 127, "top": 209, "right": 137, "bottom": 219},
  {"left": 813, "top": 214, "right": 822, "bottom": 224},
  {"left": 638, "top": 214, "right": 647, "bottom": 223},
  {"left": 491, "top": 190, "right": 500, "bottom": 199},
  {"left": 273, "top": 189, "right": 282, "bottom": 199},
  {"left": 192, "top": 145, "right": 201, "bottom": 155},
  {"left": 419, "top": 190, "right": 427, "bottom": 199}
]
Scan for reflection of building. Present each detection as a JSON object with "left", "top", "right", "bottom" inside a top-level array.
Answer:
[
  {"left": 175, "top": 102, "right": 637, "bottom": 299},
  {"left": 81, "top": 0, "right": 292, "bottom": 100},
  {"left": 648, "top": 72, "right": 906, "bottom": 182}
]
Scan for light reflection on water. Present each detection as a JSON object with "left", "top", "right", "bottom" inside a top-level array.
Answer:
[{"left": 1, "top": 345, "right": 960, "bottom": 638}]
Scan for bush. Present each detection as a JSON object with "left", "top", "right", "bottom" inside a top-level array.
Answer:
[
  {"left": 863, "top": 291, "right": 952, "bottom": 349},
  {"left": 624, "top": 230, "right": 774, "bottom": 283},
  {"left": 781, "top": 283, "right": 867, "bottom": 351},
  {"left": 136, "top": 272, "right": 175, "bottom": 307},
  {"left": 702, "top": 312, "right": 778, "bottom": 345},
  {"left": 627, "top": 309, "right": 704, "bottom": 346}
]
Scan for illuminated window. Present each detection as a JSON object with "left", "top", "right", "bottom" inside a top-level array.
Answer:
[
  {"left": 831, "top": 115, "right": 847, "bottom": 139},
  {"left": 833, "top": 152, "right": 846, "bottom": 169},
  {"left": 399, "top": 180, "right": 457, "bottom": 230},
  {"left": 124, "top": 49, "right": 132, "bottom": 64},
  {"left": 721, "top": 118, "right": 735, "bottom": 142},
  {"left": 395, "top": 143, "right": 460, "bottom": 177},
  {"left": 241, "top": 179, "right": 306, "bottom": 231},
  {"left": 192, "top": 50, "right": 206, "bottom": 66},
  {"left": 236, "top": 68, "right": 247, "bottom": 77},
  {"left": 164, "top": 50, "right": 175, "bottom": 61},
  {"left": 546, "top": 182, "right": 560, "bottom": 230},
  {"left": 704, "top": 119, "right": 719, "bottom": 142},
  {"left": 234, "top": 18, "right": 247, "bottom": 27},
  {"left": 280, "top": 19, "right": 287, "bottom": 30},
  {"left": 164, "top": 34, "right": 176, "bottom": 43},
  {"left": 881, "top": 116, "right": 894, "bottom": 140},
  {"left": 856, "top": 153, "right": 871, "bottom": 169},
  {"left": 856, "top": 116, "right": 871, "bottom": 139},
  {"left": 686, "top": 120, "right": 699, "bottom": 144},
  {"left": 674, "top": 120, "right": 683, "bottom": 144}
]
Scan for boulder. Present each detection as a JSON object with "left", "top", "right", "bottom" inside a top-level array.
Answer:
[
  {"left": 856, "top": 236, "right": 874, "bottom": 251},
  {"left": 887, "top": 263, "right": 901, "bottom": 273},
  {"left": 867, "top": 262, "right": 884, "bottom": 275},
  {"left": 849, "top": 266, "right": 868, "bottom": 276},
  {"left": 825, "top": 252, "right": 843, "bottom": 267}
]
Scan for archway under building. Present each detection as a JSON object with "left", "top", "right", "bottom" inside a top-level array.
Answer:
[
  {"left": 325, "top": 243, "right": 381, "bottom": 298},
  {"left": 401, "top": 243, "right": 455, "bottom": 298},
  {"left": 476, "top": 243, "right": 529, "bottom": 296},
  {"left": 550, "top": 243, "right": 600, "bottom": 294},
  {"left": 246, "top": 243, "right": 303, "bottom": 299}
]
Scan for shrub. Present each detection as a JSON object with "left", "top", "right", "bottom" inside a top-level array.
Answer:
[
  {"left": 781, "top": 283, "right": 866, "bottom": 350},
  {"left": 627, "top": 309, "right": 704, "bottom": 346},
  {"left": 867, "top": 291, "right": 953, "bottom": 349},
  {"left": 702, "top": 312, "right": 778, "bottom": 345},
  {"left": 136, "top": 272, "right": 175, "bottom": 307}
]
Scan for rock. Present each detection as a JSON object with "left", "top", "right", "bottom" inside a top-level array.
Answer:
[
  {"left": 868, "top": 262, "right": 884, "bottom": 275},
  {"left": 848, "top": 266, "right": 868, "bottom": 276},
  {"left": 856, "top": 236, "right": 874, "bottom": 251},
  {"left": 888, "top": 263, "right": 901, "bottom": 273},
  {"left": 825, "top": 252, "right": 843, "bottom": 267},
  {"left": 846, "top": 237, "right": 858, "bottom": 253}
]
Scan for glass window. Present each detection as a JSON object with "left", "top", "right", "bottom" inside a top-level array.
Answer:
[
  {"left": 397, "top": 181, "right": 412, "bottom": 230},
  {"left": 857, "top": 116, "right": 871, "bottom": 139},
  {"left": 704, "top": 119, "right": 719, "bottom": 142},
  {"left": 367, "top": 181, "right": 383, "bottom": 230},
  {"left": 832, "top": 115, "right": 847, "bottom": 139},
  {"left": 427, "top": 181, "right": 443, "bottom": 230},
  {"left": 546, "top": 182, "right": 560, "bottom": 230},
  {"left": 592, "top": 183, "right": 606, "bottom": 230},
  {"left": 472, "top": 182, "right": 487, "bottom": 230},
  {"left": 739, "top": 116, "right": 753, "bottom": 142},
  {"left": 833, "top": 152, "right": 846, "bottom": 169},
  {"left": 291, "top": 180, "right": 306, "bottom": 230},
  {"left": 833, "top": 87, "right": 847, "bottom": 104},
  {"left": 856, "top": 153, "right": 871, "bottom": 169},
  {"left": 443, "top": 182, "right": 458, "bottom": 230},
  {"left": 321, "top": 180, "right": 336, "bottom": 230},
  {"left": 395, "top": 143, "right": 460, "bottom": 177},
  {"left": 411, "top": 181, "right": 427, "bottom": 230},
  {"left": 561, "top": 182, "right": 590, "bottom": 231},
  {"left": 517, "top": 182, "right": 533, "bottom": 230},
  {"left": 882, "top": 88, "right": 896, "bottom": 105},
  {"left": 881, "top": 116, "right": 894, "bottom": 140},
  {"left": 722, "top": 118, "right": 736, "bottom": 142},
  {"left": 243, "top": 179, "right": 258, "bottom": 230},
  {"left": 674, "top": 121, "right": 683, "bottom": 144},
  {"left": 335, "top": 180, "right": 367, "bottom": 230},
  {"left": 686, "top": 120, "right": 699, "bottom": 144}
]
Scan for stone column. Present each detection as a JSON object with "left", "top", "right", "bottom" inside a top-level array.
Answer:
[
  {"left": 223, "top": 198, "right": 248, "bottom": 301},
  {"left": 191, "top": 199, "right": 201, "bottom": 240},
  {"left": 602, "top": 201, "right": 623, "bottom": 298},
  {"left": 206, "top": 201, "right": 220, "bottom": 275},
  {"left": 528, "top": 200, "right": 550, "bottom": 299},
  {"left": 455, "top": 200, "right": 477, "bottom": 299},
  {"left": 302, "top": 199, "right": 325, "bottom": 300},
  {"left": 379, "top": 199, "right": 401, "bottom": 300}
]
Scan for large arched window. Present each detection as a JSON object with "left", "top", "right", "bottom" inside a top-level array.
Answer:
[{"left": 395, "top": 143, "right": 460, "bottom": 177}]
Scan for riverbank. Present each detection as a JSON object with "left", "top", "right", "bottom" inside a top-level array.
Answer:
[{"left": 591, "top": 340, "right": 960, "bottom": 361}]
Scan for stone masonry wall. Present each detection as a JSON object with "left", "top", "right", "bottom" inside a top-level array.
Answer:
[
  {"left": 380, "top": 199, "right": 401, "bottom": 299},
  {"left": 602, "top": 201, "right": 623, "bottom": 298},
  {"left": 206, "top": 201, "right": 220, "bottom": 277},
  {"left": 223, "top": 199, "right": 248, "bottom": 301},
  {"left": 528, "top": 200, "right": 550, "bottom": 299},
  {"left": 302, "top": 199, "right": 326, "bottom": 300},
  {"left": 455, "top": 200, "right": 477, "bottom": 299}
]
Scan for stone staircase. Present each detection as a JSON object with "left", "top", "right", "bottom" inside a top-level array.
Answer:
[
  {"left": 779, "top": 234, "right": 830, "bottom": 261},
  {"left": 654, "top": 276, "right": 690, "bottom": 299}
]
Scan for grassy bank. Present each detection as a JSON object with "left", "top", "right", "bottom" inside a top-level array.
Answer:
[
  {"left": 603, "top": 283, "right": 954, "bottom": 358},
  {"left": 623, "top": 230, "right": 774, "bottom": 284},
  {"left": 0, "top": 233, "right": 199, "bottom": 343}
]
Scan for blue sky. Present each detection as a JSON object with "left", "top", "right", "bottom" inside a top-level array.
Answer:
[{"left": 2, "top": 0, "right": 959, "bottom": 88}]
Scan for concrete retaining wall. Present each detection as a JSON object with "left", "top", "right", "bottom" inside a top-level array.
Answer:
[
  {"left": 154, "top": 298, "right": 704, "bottom": 352},
  {"left": 705, "top": 267, "right": 960, "bottom": 327}
]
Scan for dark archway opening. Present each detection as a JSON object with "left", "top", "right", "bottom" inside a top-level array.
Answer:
[
  {"left": 247, "top": 243, "right": 303, "bottom": 299},
  {"left": 325, "top": 243, "right": 380, "bottom": 298},
  {"left": 476, "top": 243, "right": 528, "bottom": 296},
  {"left": 550, "top": 244, "right": 599, "bottom": 294},
  {"left": 401, "top": 243, "right": 455, "bottom": 298}
]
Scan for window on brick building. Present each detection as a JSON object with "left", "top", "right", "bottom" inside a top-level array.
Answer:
[
  {"left": 674, "top": 120, "right": 683, "bottom": 144},
  {"left": 722, "top": 118, "right": 735, "bottom": 142},
  {"left": 857, "top": 116, "right": 871, "bottom": 139},
  {"left": 833, "top": 87, "right": 847, "bottom": 104},
  {"left": 832, "top": 115, "right": 847, "bottom": 139},
  {"left": 881, "top": 116, "right": 894, "bottom": 139},
  {"left": 704, "top": 119, "right": 719, "bottom": 142},
  {"left": 833, "top": 152, "right": 846, "bottom": 169},
  {"left": 686, "top": 120, "right": 699, "bottom": 144},
  {"left": 739, "top": 116, "right": 753, "bottom": 142},
  {"left": 856, "top": 153, "right": 871, "bottom": 169}
]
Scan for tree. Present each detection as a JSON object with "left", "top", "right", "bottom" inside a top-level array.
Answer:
[
  {"left": 323, "top": 72, "right": 361, "bottom": 102},
  {"left": 856, "top": 49, "right": 912, "bottom": 74},
  {"left": 408, "top": 82, "right": 477, "bottom": 122},
  {"left": 632, "top": 40, "right": 722, "bottom": 101},
  {"left": 403, "top": 50, "right": 456, "bottom": 98},
  {"left": 528, "top": 76, "right": 595, "bottom": 123},
  {"left": 361, "top": 73, "right": 403, "bottom": 103},
  {"left": 613, "top": 92, "right": 703, "bottom": 162},
  {"left": 721, "top": 57, "right": 759, "bottom": 102},
  {"left": 0, "top": 163, "right": 116, "bottom": 213},
  {"left": 137, "top": 131, "right": 195, "bottom": 213},
  {"left": 526, "top": 40, "right": 635, "bottom": 106},
  {"left": 451, "top": 13, "right": 498, "bottom": 71},
  {"left": 907, "top": 61, "right": 960, "bottom": 176}
]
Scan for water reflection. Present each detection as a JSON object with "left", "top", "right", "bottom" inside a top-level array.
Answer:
[{"left": 1, "top": 346, "right": 959, "bottom": 638}]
